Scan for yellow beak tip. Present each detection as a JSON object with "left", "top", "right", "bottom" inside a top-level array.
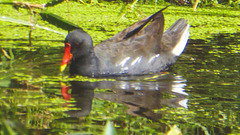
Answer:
[{"left": 60, "top": 64, "right": 67, "bottom": 72}]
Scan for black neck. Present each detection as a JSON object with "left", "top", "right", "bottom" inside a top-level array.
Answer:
[{"left": 69, "top": 52, "right": 98, "bottom": 77}]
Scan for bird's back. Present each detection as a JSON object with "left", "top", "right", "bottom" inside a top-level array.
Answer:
[{"left": 94, "top": 9, "right": 189, "bottom": 76}]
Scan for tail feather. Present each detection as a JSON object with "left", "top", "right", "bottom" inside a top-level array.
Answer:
[{"left": 162, "top": 19, "right": 190, "bottom": 56}]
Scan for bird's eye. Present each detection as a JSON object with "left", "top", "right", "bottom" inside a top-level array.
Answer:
[{"left": 74, "top": 43, "right": 79, "bottom": 48}]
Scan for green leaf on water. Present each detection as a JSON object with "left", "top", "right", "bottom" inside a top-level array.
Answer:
[{"left": 39, "top": 11, "right": 83, "bottom": 31}]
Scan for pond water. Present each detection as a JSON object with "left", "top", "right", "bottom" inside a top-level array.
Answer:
[
  {"left": 0, "top": 3, "right": 240, "bottom": 135},
  {"left": 0, "top": 32, "right": 239, "bottom": 134}
]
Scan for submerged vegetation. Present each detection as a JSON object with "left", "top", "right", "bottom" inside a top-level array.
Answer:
[{"left": 0, "top": 0, "right": 239, "bottom": 134}]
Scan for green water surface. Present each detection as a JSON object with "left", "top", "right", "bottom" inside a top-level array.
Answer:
[{"left": 0, "top": 1, "right": 239, "bottom": 135}]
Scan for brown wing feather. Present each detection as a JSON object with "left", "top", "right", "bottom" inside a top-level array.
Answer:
[{"left": 94, "top": 9, "right": 165, "bottom": 65}]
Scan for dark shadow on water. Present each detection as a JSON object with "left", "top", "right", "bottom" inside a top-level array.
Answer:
[
  {"left": 180, "top": 32, "right": 239, "bottom": 65},
  {"left": 208, "top": 32, "right": 240, "bottom": 46}
]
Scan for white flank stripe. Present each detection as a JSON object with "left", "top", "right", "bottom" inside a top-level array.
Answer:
[
  {"left": 131, "top": 56, "right": 142, "bottom": 66},
  {"left": 119, "top": 57, "right": 131, "bottom": 67},
  {"left": 148, "top": 54, "right": 160, "bottom": 63}
]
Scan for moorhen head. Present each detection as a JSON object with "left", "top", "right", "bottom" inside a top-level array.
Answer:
[{"left": 61, "top": 7, "right": 190, "bottom": 77}]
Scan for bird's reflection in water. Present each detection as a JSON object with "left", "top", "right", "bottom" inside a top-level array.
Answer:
[{"left": 61, "top": 73, "right": 188, "bottom": 120}]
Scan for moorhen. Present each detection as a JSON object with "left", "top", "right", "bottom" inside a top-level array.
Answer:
[{"left": 61, "top": 7, "right": 190, "bottom": 77}]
